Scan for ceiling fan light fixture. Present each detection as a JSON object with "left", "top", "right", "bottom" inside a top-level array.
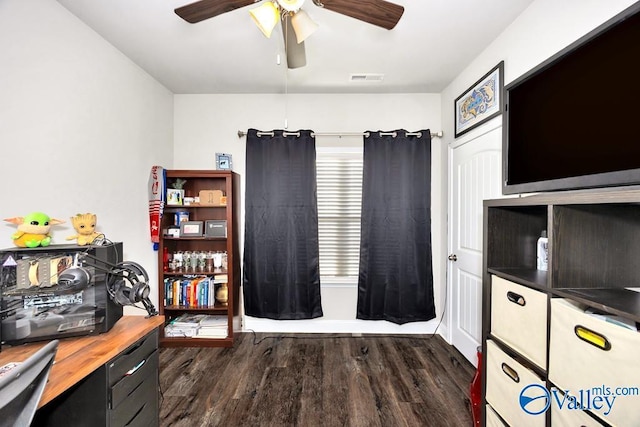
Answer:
[
  {"left": 277, "top": 0, "right": 306, "bottom": 12},
  {"left": 282, "top": 14, "right": 307, "bottom": 68},
  {"left": 249, "top": 1, "right": 280, "bottom": 38},
  {"left": 290, "top": 9, "right": 318, "bottom": 43}
]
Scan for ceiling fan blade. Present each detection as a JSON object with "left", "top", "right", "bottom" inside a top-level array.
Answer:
[
  {"left": 282, "top": 16, "right": 307, "bottom": 69},
  {"left": 313, "top": 0, "right": 404, "bottom": 30},
  {"left": 175, "top": 0, "right": 256, "bottom": 24}
]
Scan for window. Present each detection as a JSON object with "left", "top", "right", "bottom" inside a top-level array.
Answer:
[{"left": 316, "top": 146, "right": 363, "bottom": 282}]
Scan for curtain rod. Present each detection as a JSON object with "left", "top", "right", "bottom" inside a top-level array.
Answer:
[{"left": 237, "top": 130, "right": 443, "bottom": 138}]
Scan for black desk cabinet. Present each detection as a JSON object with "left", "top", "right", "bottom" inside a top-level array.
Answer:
[{"left": 34, "top": 329, "right": 159, "bottom": 426}]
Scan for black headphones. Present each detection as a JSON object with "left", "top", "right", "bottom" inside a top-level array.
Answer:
[
  {"left": 107, "top": 261, "right": 150, "bottom": 306},
  {"left": 56, "top": 260, "right": 158, "bottom": 316},
  {"left": 106, "top": 261, "right": 158, "bottom": 316}
]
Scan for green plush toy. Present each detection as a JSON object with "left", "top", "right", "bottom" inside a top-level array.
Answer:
[{"left": 4, "top": 212, "right": 65, "bottom": 248}]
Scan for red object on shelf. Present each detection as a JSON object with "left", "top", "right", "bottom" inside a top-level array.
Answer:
[
  {"left": 470, "top": 346, "right": 482, "bottom": 426},
  {"left": 163, "top": 246, "right": 170, "bottom": 272}
]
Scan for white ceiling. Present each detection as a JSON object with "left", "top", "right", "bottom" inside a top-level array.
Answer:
[{"left": 56, "top": 0, "right": 534, "bottom": 94}]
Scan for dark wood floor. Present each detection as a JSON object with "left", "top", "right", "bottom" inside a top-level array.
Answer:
[{"left": 159, "top": 333, "right": 476, "bottom": 427}]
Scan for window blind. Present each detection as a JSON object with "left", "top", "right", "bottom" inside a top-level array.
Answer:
[{"left": 316, "top": 150, "right": 363, "bottom": 278}]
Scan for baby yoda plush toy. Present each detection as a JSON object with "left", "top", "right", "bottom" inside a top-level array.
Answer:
[{"left": 4, "top": 212, "right": 65, "bottom": 248}]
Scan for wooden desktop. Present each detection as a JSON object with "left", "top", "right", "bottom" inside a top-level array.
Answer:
[{"left": 0, "top": 315, "right": 164, "bottom": 424}]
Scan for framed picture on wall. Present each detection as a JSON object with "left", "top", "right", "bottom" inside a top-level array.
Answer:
[
  {"left": 454, "top": 61, "right": 504, "bottom": 138},
  {"left": 215, "top": 153, "right": 233, "bottom": 170}
]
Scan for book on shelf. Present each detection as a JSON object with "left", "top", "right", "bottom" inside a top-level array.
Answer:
[
  {"left": 213, "top": 274, "right": 228, "bottom": 284},
  {"left": 198, "top": 325, "right": 227, "bottom": 331},
  {"left": 194, "top": 331, "right": 227, "bottom": 338},
  {"left": 165, "top": 314, "right": 228, "bottom": 338},
  {"left": 164, "top": 323, "right": 198, "bottom": 337},
  {"left": 197, "top": 315, "right": 227, "bottom": 337},
  {"left": 165, "top": 313, "right": 202, "bottom": 338},
  {"left": 170, "top": 313, "right": 208, "bottom": 327},
  {"left": 198, "top": 315, "right": 226, "bottom": 326},
  {"left": 164, "top": 276, "right": 213, "bottom": 307},
  {"left": 196, "top": 328, "right": 227, "bottom": 338}
]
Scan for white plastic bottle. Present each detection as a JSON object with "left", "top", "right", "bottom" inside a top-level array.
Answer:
[{"left": 537, "top": 230, "right": 548, "bottom": 271}]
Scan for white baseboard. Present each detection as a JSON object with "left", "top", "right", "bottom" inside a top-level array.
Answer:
[{"left": 242, "top": 317, "right": 444, "bottom": 335}]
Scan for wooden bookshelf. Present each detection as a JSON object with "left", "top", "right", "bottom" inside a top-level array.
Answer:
[{"left": 157, "top": 170, "right": 240, "bottom": 347}]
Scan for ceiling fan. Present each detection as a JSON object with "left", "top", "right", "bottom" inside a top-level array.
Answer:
[{"left": 174, "top": 0, "right": 405, "bottom": 69}]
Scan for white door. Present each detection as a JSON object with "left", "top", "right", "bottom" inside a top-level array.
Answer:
[{"left": 448, "top": 124, "right": 503, "bottom": 364}]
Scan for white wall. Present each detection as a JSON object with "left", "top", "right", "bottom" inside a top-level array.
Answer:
[
  {"left": 6, "top": 0, "right": 633, "bottom": 333},
  {"left": 439, "top": 0, "right": 638, "bottom": 336},
  {"left": 0, "top": 0, "right": 174, "bottom": 314},
  {"left": 174, "top": 93, "right": 446, "bottom": 333},
  {"left": 442, "top": 0, "right": 639, "bottom": 126}
]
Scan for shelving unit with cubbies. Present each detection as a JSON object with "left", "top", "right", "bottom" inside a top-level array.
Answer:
[{"left": 482, "top": 187, "right": 640, "bottom": 426}]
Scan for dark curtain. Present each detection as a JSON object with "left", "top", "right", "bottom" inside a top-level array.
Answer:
[
  {"left": 243, "top": 128, "right": 323, "bottom": 320},
  {"left": 357, "top": 129, "right": 435, "bottom": 324}
]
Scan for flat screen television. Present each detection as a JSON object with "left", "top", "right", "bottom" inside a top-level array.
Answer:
[{"left": 503, "top": 2, "right": 640, "bottom": 195}]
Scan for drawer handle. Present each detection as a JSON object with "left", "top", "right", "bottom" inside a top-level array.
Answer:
[
  {"left": 501, "top": 362, "right": 520, "bottom": 383},
  {"left": 506, "top": 291, "right": 526, "bottom": 306},
  {"left": 122, "top": 339, "right": 146, "bottom": 356},
  {"left": 125, "top": 402, "right": 147, "bottom": 426},
  {"left": 574, "top": 325, "right": 611, "bottom": 351}
]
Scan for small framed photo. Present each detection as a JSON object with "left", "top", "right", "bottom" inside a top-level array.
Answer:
[
  {"left": 166, "top": 189, "right": 184, "bottom": 206},
  {"left": 179, "top": 221, "right": 203, "bottom": 237},
  {"left": 215, "top": 153, "right": 233, "bottom": 170}
]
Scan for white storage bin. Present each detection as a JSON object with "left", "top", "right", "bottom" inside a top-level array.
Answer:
[
  {"left": 486, "top": 340, "right": 546, "bottom": 427},
  {"left": 491, "top": 275, "right": 548, "bottom": 369},
  {"left": 551, "top": 394, "right": 606, "bottom": 427},
  {"left": 549, "top": 298, "right": 640, "bottom": 426},
  {"left": 486, "top": 404, "right": 508, "bottom": 427}
]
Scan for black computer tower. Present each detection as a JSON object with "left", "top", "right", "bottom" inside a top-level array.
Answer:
[{"left": 0, "top": 243, "right": 123, "bottom": 346}]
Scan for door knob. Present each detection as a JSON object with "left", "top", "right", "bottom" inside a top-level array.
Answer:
[{"left": 448, "top": 254, "right": 458, "bottom": 261}]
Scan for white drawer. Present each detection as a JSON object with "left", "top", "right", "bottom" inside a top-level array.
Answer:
[
  {"left": 549, "top": 298, "right": 640, "bottom": 426},
  {"left": 486, "top": 404, "right": 508, "bottom": 427},
  {"left": 551, "top": 394, "right": 606, "bottom": 427},
  {"left": 491, "top": 275, "right": 548, "bottom": 368},
  {"left": 486, "top": 340, "right": 546, "bottom": 427}
]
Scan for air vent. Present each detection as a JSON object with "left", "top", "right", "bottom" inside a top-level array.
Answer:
[{"left": 349, "top": 73, "right": 385, "bottom": 82}]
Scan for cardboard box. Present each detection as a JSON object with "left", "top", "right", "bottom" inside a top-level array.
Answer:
[{"left": 198, "top": 190, "right": 226, "bottom": 206}]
